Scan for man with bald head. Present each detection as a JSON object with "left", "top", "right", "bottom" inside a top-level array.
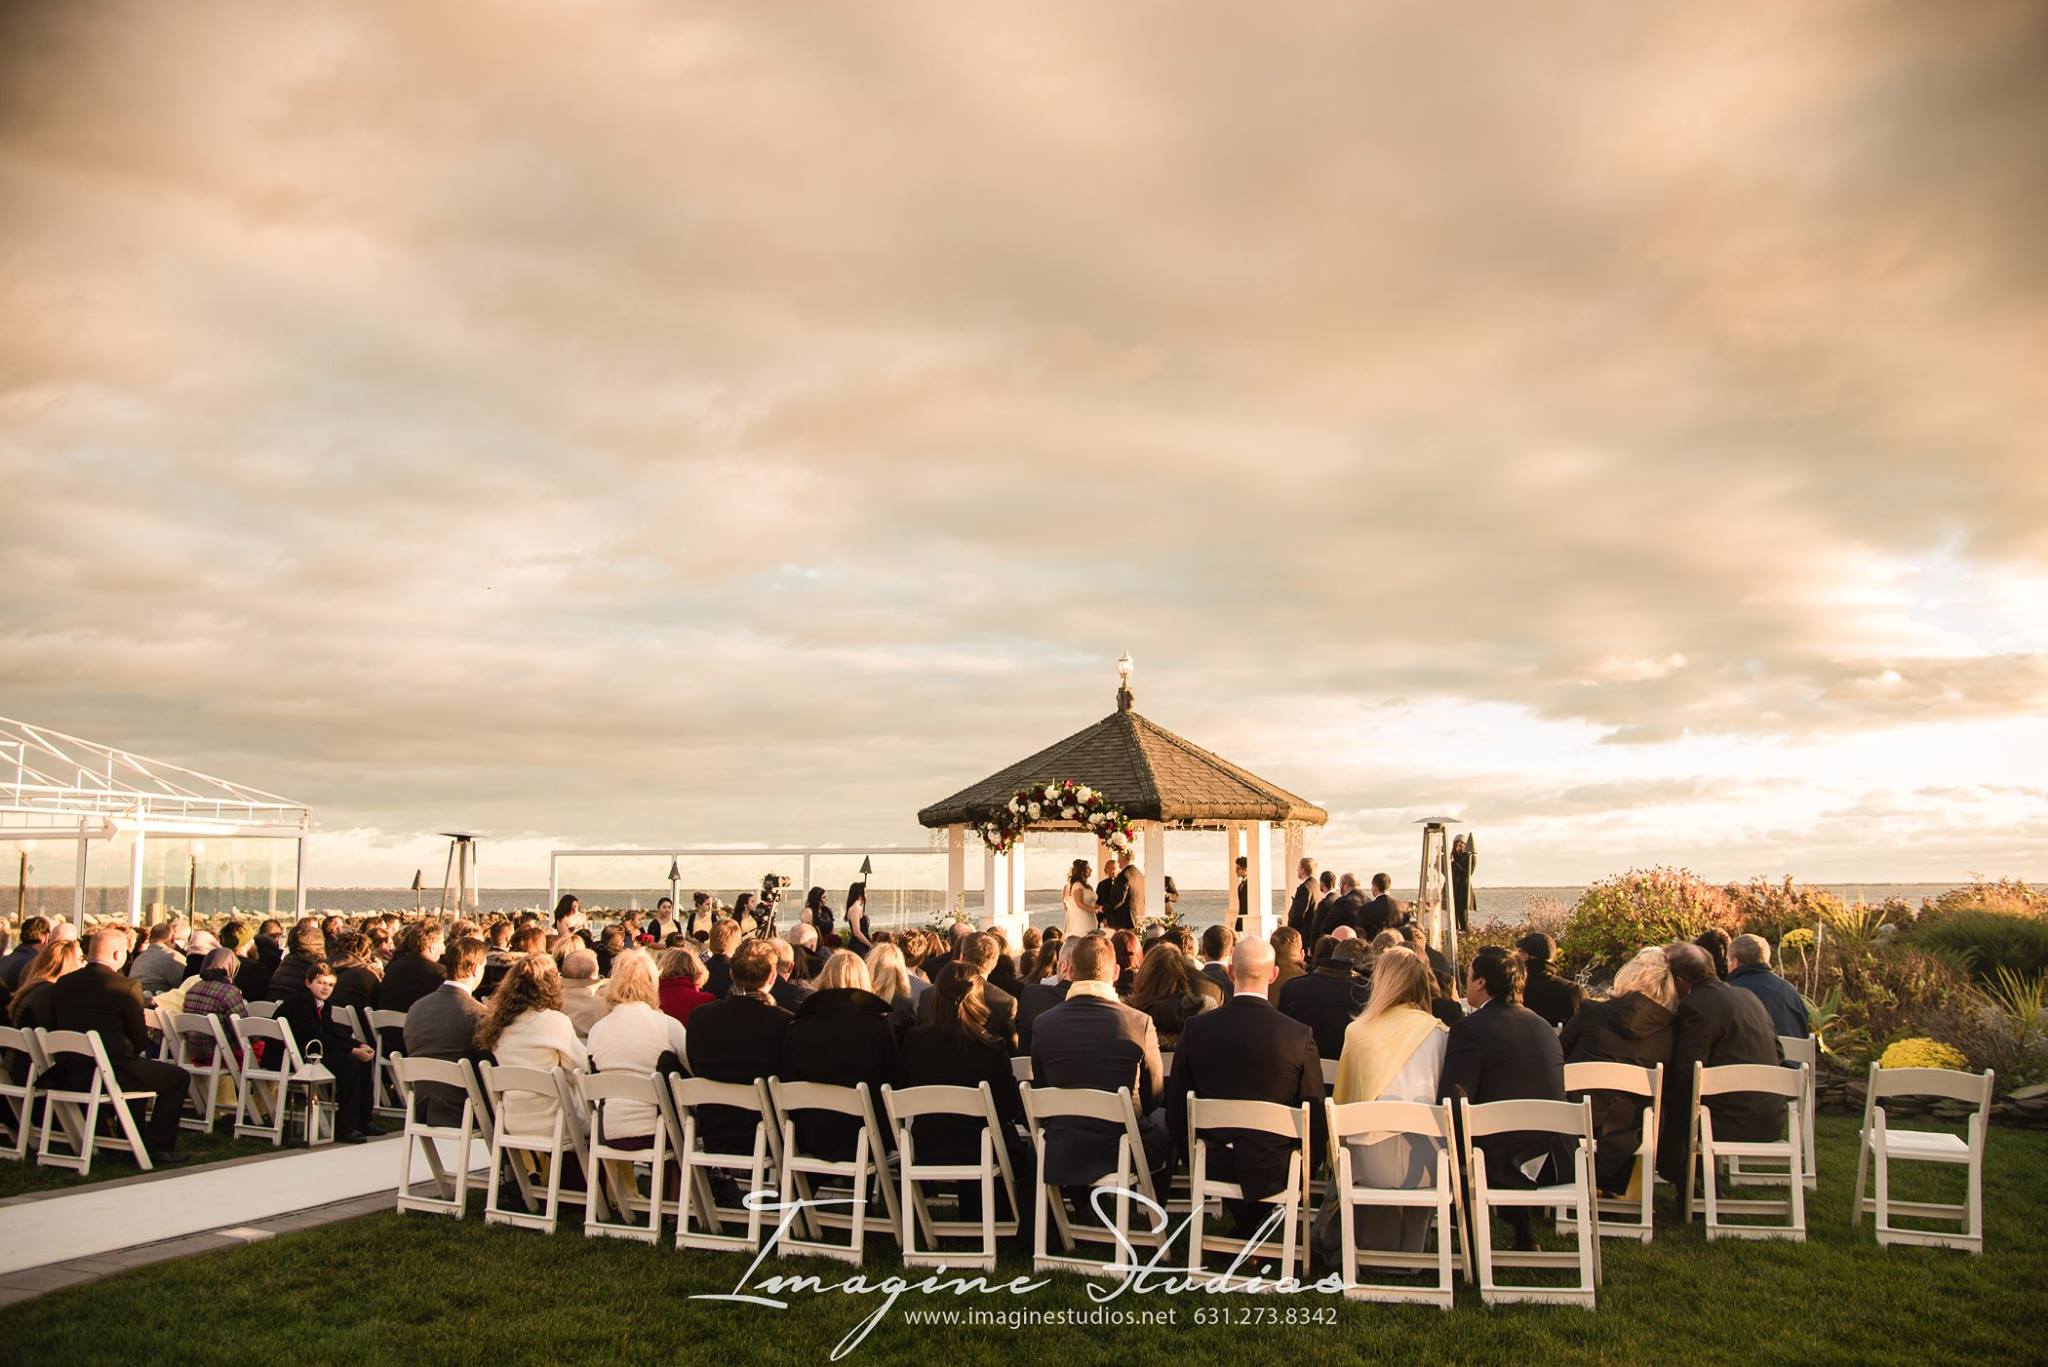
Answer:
[
  {"left": 1166, "top": 936, "right": 1326, "bottom": 1234},
  {"left": 1657, "top": 941, "right": 1784, "bottom": 1187},
  {"left": 47, "top": 926, "right": 191, "bottom": 1163}
]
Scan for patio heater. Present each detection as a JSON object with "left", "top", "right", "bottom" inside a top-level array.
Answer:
[
  {"left": 439, "top": 833, "right": 480, "bottom": 915},
  {"left": 1414, "top": 817, "right": 1462, "bottom": 965}
]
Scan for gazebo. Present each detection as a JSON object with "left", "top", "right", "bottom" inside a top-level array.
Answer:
[{"left": 917, "top": 659, "right": 1326, "bottom": 937}]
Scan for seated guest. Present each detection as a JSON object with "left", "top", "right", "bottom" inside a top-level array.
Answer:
[
  {"left": 279, "top": 959, "right": 378, "bottom": 1143},
  {"left": 481, "top": 924, "right": 546, "bottom": 999},
  {"left": 776, "top": 950, "right": 895, "bottom": 1160},
  {"left": 1197, "top": 924, "right": 1236, "bottom": 996},
  {"left": 1330, "top": 947, "right": 1450, "bottom": 1252},
  {"left": 476, "top": 954, "right": 588, "bottom": 1135},
  {"left": 865, "top": 941, "right": 916, "bottom": 1033},
  {"left": 327, "top": 931, "right": 382, "bottom": 1016},
  {"left": 1015, "top": 934, "right": 1076, "bottom": 1055},
  {"left": 1127, "top": 940, "right": 1219, "bottom": 1052},
  {"left": 0, "top": 916, "right": 48, "bottom": 994},
  {"left": 266, "top": 919, "right": 327, "bottom": 1002},
  {"left": 558, "top": 947, "right": 610, "bottom": 1038},
  {"left": 684, "top": 942, "right": 794, "bottom": 1157},
  {"left": 128, "top": 920, "right": 188, "bottom": 998},
  {"left": 1439, "top": 949, "right": 1565, "bottom": 1250},
  {"left": 984, "top": 925, "right": 1025, "bottom": 1001},
  {"left": 1515, "top": 932, "right": 1583, "bottom": 1029},
  {"left": 913, "top": 933, "right": 1017, "bottom": 1049},
  {"left": 8, "top": 936, "right": 83, "bottom": 1032},
  {"left": 595, "top": 924, "right": 626, "bottom": 977},
  {"left": 1024, "top": 933, "right": 1062, "bottom": 987},
  {"left": 378, "top": 921, "right": 447, "bottom": 1015},
  {"left": 1111, "top": 929, "right": 1142, "bottom": 996},
  {"left": 767, "top": 938, "right": 809, "bottom": 1012},
  {"left": 657, "top": 945, "right": 715, "bottom": 1026},
  {"left": 1279, "top": 939, "right": 1371, "bottom": 1062},
  {"left": 1403, "top": 923, "right": 1458, "bottom": 1011},
  {"left": 1561, "top": 947, "right": 1677, "bottom": 1194},
  {"left": 1657, "top": 941, "right": 1784, "bottom": 1187},
  {"left": 1030, "top": 934, "right": 1170, "bottom": 1194},
  {"left": 1728, "top": 934, "right": 1809, "bottom": 1039},
  {"left": 179, "top": 947, "right": 250, "bottom": 1066},
  {"left": 896, "top": 962, "right": 1032, "bottom": 1224},
  {"left": 46, "top": 928, "right": 189, "bottom": 1163},
  {"left": 586, "top": 949, "right": 689, "bottom": 1146},
  {"left": 790, "top": 923, "right": 826, "bottom": 979},
  {"left": 1694, "top": 928, "right": 1732, "bottom": 981},
  {"left": 1268, "top": 927, "right": 1307, "bottom": 1005},
  {"left": 701, "top": 919, "right": 743, "bottom": 999},
  {"left": 1166, "top": 938, "right": 1325, "bottom": 1235},
  {"left": 402, "top": 937, "right": 489, "bottom": 1125}
]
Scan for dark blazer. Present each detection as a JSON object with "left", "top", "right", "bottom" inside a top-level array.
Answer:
[
  {"left": 987, "top": 956, "right": 1026, "bottom": 1003},
  {"left": 1315, "top": 890, "right": 1367, "bottom": 940},
  {"left": 402, "top": 983, "right": 484, "bottom": 1125},
  {"left": 1198, "top": 962, "right": 1233, "bottom": 997},
  {"left": 1729, "top": 965, "right": 1809, "bottom": 1039},
  {"left": 1438, "top": 998, "right": 1567, "bottom": 1173},
  {"left": 279, "top": 992, "right": 360, "bottom": 1064},
  {"left": 1014, "top": 979, "right": 1070, "bottom": 1055},
  {"left": 895, "top": 1024, "right": 1028, "bottom": 1165},
  {"left": 1285, "top": 882, "right": 1317, "bottom": 933},
  {"left": 684, "top": 993, "right": 794, "bottom": 1154},
  {"left": 330, "top": 964, "right": 380, "bottom": 1016},
  {"left": 44, "top": 962, "right": 160, "bottom": 1093},
  {"left": 1134, "top": 990, "right": 1210, "bottom": 1053},
  {"left": 1029, "top": 990, "right": 1166, "bottom": 1185},
  {"left": 1166, "top": 995, "right": 1325, "bottom": 1203},
  {"left": 702, "top": 953, "right": 732, "bottom": 1001},
  {"left": 266, "top": 950, "right": 322, "bottom": 1004},
  {"left": 1659, "top": 977, "right": 1784, "bottom": 1183},
  {"left": 1521, "top": 963, "right": 1584, "bottom": 1030},
  {"left": 778, "top": 988, "right": 897, "bottom": 1161},
  {"left": 1277, "top": 966, "right": 1370, "bottom": 1062},
  {"left": 234, "top": 953, "right": 273, "bottom": 1002},
  {"left": 1102, "top": 873, "right": 1136, "bottom": 931},
  {"left": 914, "top": 978, "right": 1018, "bottom": 1051},
  {"left": 1359, "top": 894, "right": 1400, "bottom": 937},
  {"left": 377, "top": 952, "right": 445, "bottom": 1015},
  {"left": 1560, "top": 991, "right": 1676, "bottom": 1193},
  {"left": 1096, "top": 877, "right": 1126, "bottom": 928}
]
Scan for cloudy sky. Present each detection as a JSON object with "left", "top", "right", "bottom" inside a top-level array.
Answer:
[{"left": 3, "top": 0, "right": 2044, "bottom": 889}]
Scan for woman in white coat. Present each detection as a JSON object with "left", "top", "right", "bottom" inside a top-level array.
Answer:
[
  {"left": 1060, "top": 858, "right": 1100, "bottom": 937},
  {"left": 1331, "top": 947, "right": 1450, "bottom": 1252},
  {"left": 476, "top": 954, "right": 589, "bottom": 1137}
]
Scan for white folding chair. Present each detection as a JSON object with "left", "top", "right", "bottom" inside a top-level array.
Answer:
[
  {"left": 1685, "top": 1062, "right": 1806, "bottom": 1241},
  {"left": 768, "top": 1078, "right": 902, "bottom": 1265},
  {"left": 1010, "top": 1056, "right": 1034, "bottom": 1083},
  {"left": 1728, "top": 1038, "right": 1818, "bottom": 1190},
  {"left": 0, "top": 1025, "right": 48, "bottom": 1161},
  {"left": 232, "top": 1015, "right": 329, "bottom": 1146},
  {"left": 366, "top": 1009, "right": 408, "bottom": 1119},
  {"left": 392, "top": 1053, "right": 489, "bottom": 1218},
  {"left": 247, "top": 1000, "right": 281, "bottom": 1020},
  {"left": 1562, "top": 1061, "right": 1662, "bottom": 1241},
  {"left": 33, "top": 1029, "right": 159, "bottom": 1174},
  {"left": 1320, "top": 1058, "right": 1342, "bottom": 1089},
  {"left": 171, "top": 1012, "right": 243, "bottom": 1131},
  {"left": 1459, "top": 1096, "right": 1601, "bottom": 1307},
  {"left": 670, "top": 1076, "right": 782, "bottom": 1252},
  {"left": 480, "top": 1062, "right": 580, "bottom": 1234},
  {"left": 1185, "top": 1094, "right": 1312, "bottom": 1290},
  {"left": 1853, "top": 1063, "right": 1994, "bottom": 1254},
  {"left": 582, "top": 1070, "right": 675, "bottom": 1244},
  {"left": 883, "top": 1082, "right": 1021, "bottom": 1271},
  {"left": 1021, "top": 1084, "right": 1167, "bottom": 1279},
  {"left": 1324, "top": 1098, "right": 1465, "bottom": 1308}
]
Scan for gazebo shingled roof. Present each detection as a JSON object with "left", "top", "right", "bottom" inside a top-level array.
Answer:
[{"left": 916, "top": 690, "right": 1327, "bottom": 830}]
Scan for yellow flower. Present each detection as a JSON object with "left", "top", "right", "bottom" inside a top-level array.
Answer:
[{"left": 1877, "top": 1037, "right": 1970, "bottom": 1071}]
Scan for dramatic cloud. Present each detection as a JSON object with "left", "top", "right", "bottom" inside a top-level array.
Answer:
[{"left": 2, "top": 0, "right": 2044, "bottom": 885}]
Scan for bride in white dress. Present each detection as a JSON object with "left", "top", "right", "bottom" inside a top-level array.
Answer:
[{"left": 1060, "top": 859, "right": 1099, "bottom": 937}]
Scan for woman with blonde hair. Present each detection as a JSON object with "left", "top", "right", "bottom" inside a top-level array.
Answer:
[
  {"left": 1328, "top": 947, "right": 1450, "bottom": 1253},
  {"left": 777, "top": 948, "right": 895, "bottom": 1160},
  {"left": 8, "top": 937, "right": 83, "bottom": 1030},
  {"left": 1560, "top": 946, "right": 1677, "bottom": 1194},
  {"left": 585, "top": 948, "right": 689, "bottom": 1145},
  {"left": 864, "top": 941, "right": 914, "bottom": 1007},
  {"left": 476, "top": 954, "right": 587, "bottom": 1135}
]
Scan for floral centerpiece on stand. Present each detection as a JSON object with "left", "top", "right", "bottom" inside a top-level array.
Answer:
[{"left": 976, "top": 780, "right": 1135, "bottom": 857}]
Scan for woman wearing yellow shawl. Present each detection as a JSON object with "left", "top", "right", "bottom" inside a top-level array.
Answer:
[{"left": 1331, "top": 947, "right": 1450, "bottom": 1251}]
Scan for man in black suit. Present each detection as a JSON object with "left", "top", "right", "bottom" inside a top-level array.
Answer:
[
  {"left": 1197, "top": 924, "right": 1236, "bottom": 996},
  {"left": 1658, "top": 942, "right": 1785, "bottom": 1187},
  {"left": 1359, "top": 873, "right": 1401, "bottom": 938},
  {"left": 280, "top": 958, "right": 379, "bottom": 1143},
  {"left": 1439, "top": 950, "right": 1566, "bottom": 1249},
  {"left": 1277, "top": 939, "right": 1370, "bottom": 1061},
  {"left": 46, "top": 927, "right": 190, "bottom": 1162},
  {"left": 1015, "top": 935, "right": 1076, "bottom": 1055},
  {"left": 914, "top": 932, "right": 1017, "bottom": 1049},
  {"left": 1167, "top": 937, "right": 1324, "bottom": 1235},
  {"left": 403, "top": 938, "right": 489, "bottom": 1125},
  {"left": 1285, "top": 859, "right": 1319, "bottom": 934},
  {"left": 1029, "top": 934, "right": 1169, "bottom": 1193},
  {"left": 1314, "top": 874, "right": 1368, "bottom": 941},
  {"left": 1515, "top": 932, "right": 1583, "bottom": 1029},
  {"left": 685, "top": 942, "right": 795, "bottom": 1156},
  {"left": 1104, "top": 859, "right": 1140, "bottom": 932},
  {"left": 701, "top": 919, "right": 742, "bottom": 999}
]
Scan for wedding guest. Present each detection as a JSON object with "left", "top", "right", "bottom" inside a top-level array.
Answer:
[
  {"left": 1232, "top": 856, "right": 1250, "bottom": 933},
  {"left": 1360, "top": 874, "right": 1401, "bottom": 938},
  {"left": 181, "top": 929, "right": 219, "bottom": 984},
  {"left": 1279, "top": 939, "right": 1371, "bottom": 1061},
  {"left": 1016, "top": 934, "right": 1077, "bottom": 1055},
  {"left": 1198, "top": 924, "right": 1236, "bottom": 996},
  {"left": 1439, "top": 951, "right": 1566, "bottom": 1250},
  {"left": 1029, "top": 934, "right": 1170, "bottom": 1194},
  {"left": 657, "top": 945, "right": 715, "bottom": 1026},
  {"left": 1728, "top": 935, "right": 1810, "bottom": 1038},
  {"left": 403, "top": 938, "right": 488, "bottom": 1126},
  {"left": 586, "top": 949, "right": 688, "bottom": 1146},
  {"left": 46, "top": 928, "right": 189, "bottom": 1163},
  {"left": 265, "top": 920, "right": 326, "bottom": 1002},
  {"left": 476, "top": 954, "right": 588, "bottom": 1136},
  {"left": 801, "top": 886, "right": 835, "bottom": 943},
  {"left": 1515, "top": 932, "right": 1583, "bottom": 1028},
  {"left": 1404, "top": 922, "right": 1458, "bottom": 1006},
  {"left": 480, "top": 924, "right": 546, "bottom": 999},
  {"left": 279, "top": 959, "right": 378, "bottom": 1143},
  {"left": 1286, "top": 859, "right": 1319, "bottom": 934},
  {"left": 684, "top": 942, "right": 793, "bottom": 1154},
  {"left": 1024, "top": 934, "right": 1063, "bottom": 986},
  {"left": 1657, "top": 941, "right": 1783, "bottom": 1187},
  {"left": 595, "top": 924, "right": 626, "bottom": 977},
  {"left": 8, "top": 936, "right": 83, "bottom": 1031},
  {"left": 767, "top": 938, "right": 807, "bottom": 1012},
  {"left": 378, "top": 921, "right": 446, "bottom": 1015},
  {"left": 1127, "top": 941, "right": 1218, "bottom": 1052},
  {"left": 778, "top": 950, "right": 895, "bottom": 1160},
  {"left": 896, "top": 962, "right": 1031, "bottom": 1225},
  {"left": 789, "top": 923, "right": 825, "bottom": 979},
  {"left": 865, "top": 941, "right": 916, "bottom": 1027},
  {"left": 0, "top": 916, "right": 47, "bottom": 993},
  {"left": 128, "top": 921, "right": 187, "bottom": 997},
  {"left": 913, "top": 932, "right": 1017, "bottom": 1049},
  {"left": 558, "top": 947, "right": 610, "bottom": 1038},
  {"left": 1166, "top": 938, "right": 1325, "bottom": 1234},
  {"left": 985, "top": 926, "right": 1026, "bottom": 1001},
  {"left": 178, "top": 948, "right": 248, "bottom": 1066},
  {"left": 1330, "top": 947, "right": 1450, "bottom": 1252},
  {"left": 327, "top": 931, "right": 383, "bottom": 1016},
  {"left": 1268, "top": 927, "right": 1308, "bottom": 1004},
  {"left": 701, "top": 919, "right": 743, "bottom": 999},
  {"left": 1694, "top": 928, "right": 1732, "bottom": 981},
  {"left": 841, "top": 882, "right": 874, "bottom": 954},
  {"left": 1315, "top": 874, "right": 1368, "bottom": 940},
  {"left": 1561, "top": 947, "right": 1677, "bottom": 1194}
]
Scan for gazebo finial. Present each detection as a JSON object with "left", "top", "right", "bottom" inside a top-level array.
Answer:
[{"left": 1115, "top": 651, "right": 1134, "bottom": 712}]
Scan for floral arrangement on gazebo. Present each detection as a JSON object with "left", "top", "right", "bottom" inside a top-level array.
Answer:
[{"left": 975, "top": 779, "right": 1135, "bottom": 857}]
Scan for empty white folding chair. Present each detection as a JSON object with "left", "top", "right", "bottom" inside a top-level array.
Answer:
[
  {"left": 33, "top": 1029, "right": 159, "bottom": 1174},
  {"left": 768, "top": 1078, "right": 902, "bottom": 1266},
  {"left": 1185, "top": 1094, "right": 1313, "bottom": 1290},
  {"left": 0, "top": 1025, "right": 48, "bottom": 1161},
  {"left": 582, "top": 1070, "right": 675, "bottom": 1244},
  {"left": 480, "top": 1062, "right": 581, "bottom": 1234},
  {"left": 392, "top": 1053, "right": 489, "bottom": 1218},
  {"left": 366, "top": 1009, "right": 408, "bottom": 1118},
  {"left": 1010, "top": 1056, "right": 1034, "bottom": 1084},
  {"left": 1562, "top": 1061, "right": 1662, "bottom": 1242},
  {"left": 883, "top": 1081, "right": 1021, "bottom": 1272},
  {"left": 1321, "top": 1057, "right": 1342, "bottom": 1089},
  {"left": 1853, "top": 1063, "right": 1994, "bottom": 1253},
  {"left": 1324, "top": 1098, "right": 1465, "bottom": 1308},
  {"left": 232, "top": 1015, "right": 329, "bottom": 1146},
  {"left": 1685, "top": 1062, "right": 1806, "bottom": 1241},
  {"left": 1728, "top": 1038, "right": 1819, "bottom": 1191},
  {"left": 171, "top": 1012, "right": 243, "bottom": 1132},
  {"left": 1021, "top": 1084, "right": 1167, "bottom": 1279},
  {"left": 1459, "top": 1096, "right": 1601, "bottom": 1307},
  {"left": 247, "top": 1000, "right": 281, "bottom": 1020},
  {"left": 670, "top": 1076, "right": 782, "bottom": 1252}
]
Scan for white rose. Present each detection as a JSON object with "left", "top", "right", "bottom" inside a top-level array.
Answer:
[
  {"left": 1077, "top": 786, "right": 1092, "bottom": 802},
  {"left": 1008, "top": 798, "right": 1022, "bottom": 814},
  {"left": 1061, "top": 806, "right": 1076, "bottom": 820},
  {"left": 1044, "top": 785, "right": 1057, "bottom": 800},
  {"left": 1027, "top": 802, "right": 1042, "bottom": 820}
]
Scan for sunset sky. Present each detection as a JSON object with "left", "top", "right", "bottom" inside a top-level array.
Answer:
[{"left": 3, "top": 1, "right": 2044, "bottom": 888}]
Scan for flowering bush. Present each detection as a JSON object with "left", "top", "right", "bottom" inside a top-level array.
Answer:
[
  {"left": 1722, "top": 876, "right": 1848, "bottom": 943},
  {"left": 1556, "top": 867, "right": 1741, "bottom": 976},
  {"left": 1878, "top": 1037, "right": 1971, "bottom": 1071},
  {"left": 976, "top": 779, "right": 1135, "bottom": 857},
  {"left": 1921, "top": 878, "right": 2048, "bottom": 919}
]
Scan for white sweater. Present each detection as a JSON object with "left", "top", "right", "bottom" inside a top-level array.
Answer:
[
  {"left": 586, "top": 1002, "right": 688, "bottom": 1139},
  {"left": 491, "top": 1008, "right": 588, "bottom": 1137}
]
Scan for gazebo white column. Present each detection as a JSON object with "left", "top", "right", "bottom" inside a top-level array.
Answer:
[
  {"left": 127, "top": 826, "right": 146, "bottom": 927},
  {"left": 982, "top": 846, "right": 1006, "bottom": 928},
  {"left": 946, "top": 825, "right": 966, "bottom": 918},
  {"left": 1141, "top": 821, "right": 1166, "bottom": 924},
  {"left": 1223, "top": 823, "right": 1243, "bottom": 921},
  {"left": 1242, "top": 819, "right": 1272, "bottom": 938},
  {"left": 1283, "top": 824, "right": 1306, "bottom": 886}
]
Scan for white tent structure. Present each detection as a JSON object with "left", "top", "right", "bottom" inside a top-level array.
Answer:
[{"left": 0, "top": 716, "right": 311, "bottom": 927}]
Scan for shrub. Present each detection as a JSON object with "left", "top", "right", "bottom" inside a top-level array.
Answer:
[
  {"left": 1723, "top": 876, "right": 1848, "bottom": 943},
  {"left": 1909, "top": 909, "right": 2048, "bottom": 982},
  {"left": 1557, "top": 867, "right": 1739, "bottom": 977},
  {"left": 1814, "top": 946, "right": 1970, "bottom": 1066},
  {"left": 1878, "top": 1038, "right": 1971, "bottom": 1071},
  {"left": 1920, "top": 878, "right": 2048, "bottom": 919}
]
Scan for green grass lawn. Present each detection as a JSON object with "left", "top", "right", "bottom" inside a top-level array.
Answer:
[{"left": 7, "top": 1113, "right": 2044, "bottom": 1365}]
